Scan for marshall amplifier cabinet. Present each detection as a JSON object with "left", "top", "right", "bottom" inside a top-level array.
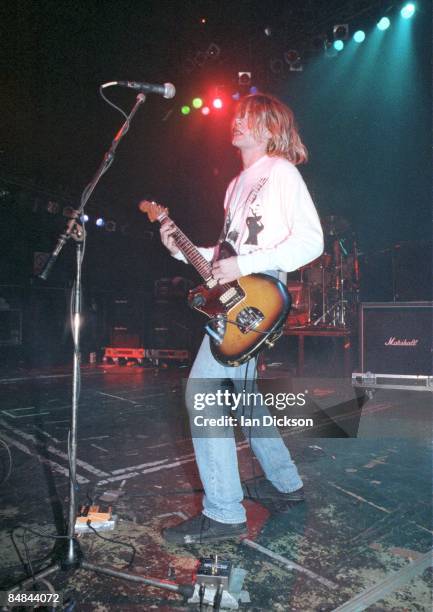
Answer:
[{"left": 353, "top": 302, "right": 433, "bottom": 392}]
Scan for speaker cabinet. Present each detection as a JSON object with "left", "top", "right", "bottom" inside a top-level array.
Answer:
[
  {"left": 360, "top": 302, "right": 432, "bottom": 375},
  {"left": 106, "top": 292, "right": 152, "bottom": 346}
]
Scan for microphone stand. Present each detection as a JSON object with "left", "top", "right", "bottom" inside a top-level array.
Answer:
[{"left": 6, "top": 94, "right": 194, "bottom": 603}]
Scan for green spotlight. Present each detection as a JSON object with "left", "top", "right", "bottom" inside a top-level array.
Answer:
[
  {"left": 192, "top": 97, "right": 203, "bottom": 109},
  {"left": 333, "top": 40, "right": 344, "bottom": 51},
  {"left": 377, "top": 17, "right": 391, "bottom": 30},
  {"left": 181, "top": 105, "right": 191, "bottom": 115},
  {"left": 353, "top": 30, "right": 366, "bottom": 43},
  {"left": 401, "top": 3, "right": 416, "bottom": 18}
]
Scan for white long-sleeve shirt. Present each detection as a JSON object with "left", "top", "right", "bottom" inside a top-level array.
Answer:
[{"left": 174, "top": 154, "right": 323, "bottom": 274}]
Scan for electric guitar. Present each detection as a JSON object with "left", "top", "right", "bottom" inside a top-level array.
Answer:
[{"left": 139, "top": 200, "right": 291, "bottom": 366}]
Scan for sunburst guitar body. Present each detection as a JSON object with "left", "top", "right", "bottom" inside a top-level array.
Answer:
[{"left": 139, "top": 200, "right": 291, "bottom": 365}]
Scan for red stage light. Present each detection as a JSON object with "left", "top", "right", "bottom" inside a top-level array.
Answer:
[
  {"left": 212, "top": 98, "right": 223, "bottom": 109},
  {"left": 201, "top": 106, "right": 210, "bottom": 115}
]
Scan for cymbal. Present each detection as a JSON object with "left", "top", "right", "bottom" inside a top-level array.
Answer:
[{"left": 322, "top": 215, "right": 350, "bottom": 235}]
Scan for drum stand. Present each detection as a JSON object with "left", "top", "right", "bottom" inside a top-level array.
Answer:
[
  {"left": 314, "top": 255, "right": 348, "bottom": 328},
  {"left": 307, "top": 218, "right": 359, "bottom": 329}
]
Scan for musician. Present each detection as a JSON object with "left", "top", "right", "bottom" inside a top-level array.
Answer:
[{"left": 160, "top": 93, "right": 323, "bottom": 544}]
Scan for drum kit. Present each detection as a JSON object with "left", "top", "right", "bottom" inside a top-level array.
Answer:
[{"left": 286, "top": 215, "right": 360, "bottom": 329}]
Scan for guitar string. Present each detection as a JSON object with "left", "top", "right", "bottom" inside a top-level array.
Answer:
[{"left": 173, "top": 227, "right": 234, "bottom": 292}]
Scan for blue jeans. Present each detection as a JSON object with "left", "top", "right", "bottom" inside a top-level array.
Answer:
[{"left": 186, "top": 336, "right": 303, "bottom": 524}]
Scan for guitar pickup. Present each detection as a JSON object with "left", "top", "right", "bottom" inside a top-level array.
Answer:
[
  {"left": 219, "top": 285, "right": 244, "bottom": 310},
  {"left": 236, "top": 307, "right": 264, "bottom": 334}
]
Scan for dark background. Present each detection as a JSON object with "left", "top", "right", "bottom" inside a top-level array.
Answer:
[{"left": 0, "top": 0, "right": 431, "bottom": 361}]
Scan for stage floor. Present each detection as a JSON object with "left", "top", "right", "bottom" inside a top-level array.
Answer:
[{"left": 0, "top": 363, "right": 431, "bottom": 611}]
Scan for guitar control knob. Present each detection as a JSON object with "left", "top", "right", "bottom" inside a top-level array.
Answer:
[{"left": 191, "top": 293, "right": 206, "bottom": 308}]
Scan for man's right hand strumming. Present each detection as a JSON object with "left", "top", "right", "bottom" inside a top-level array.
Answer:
[{"left": 160, "top": 221, "right": 180, "bottom": 256}]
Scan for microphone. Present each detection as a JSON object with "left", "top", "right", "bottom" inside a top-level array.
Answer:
[{"left": 101, "top": 80, "right": 176, "bottom": 99}]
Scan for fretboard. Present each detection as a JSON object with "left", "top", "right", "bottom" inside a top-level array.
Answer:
[{"left": 160, "top": 215, "right": 212, "bottom": 280}]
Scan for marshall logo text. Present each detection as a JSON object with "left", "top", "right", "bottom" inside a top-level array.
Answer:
[{"left": 384, "top": 336, "right": 419, "bottom": 347}]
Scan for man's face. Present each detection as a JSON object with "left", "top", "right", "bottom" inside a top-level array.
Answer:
[{"left": 231, "top": 111, "right": 269, "bottom": 151}]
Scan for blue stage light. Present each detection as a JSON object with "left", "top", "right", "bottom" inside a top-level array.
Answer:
[
  {"left": 377, "top": 17, "right": 391, "bottom": 30},
  {"left": 353, "top": 30, "right": 366, "bottom": 43},
  {"left": 401, "top": 3, "right": 416, "bottom": 19},
  {"left": 333, "top": 40, "right": 344, "bottom": 51}
]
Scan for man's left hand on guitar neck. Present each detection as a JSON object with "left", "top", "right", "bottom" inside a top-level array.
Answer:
[{"left": 212, "top": 257, "right": 242, "bottom": 284}]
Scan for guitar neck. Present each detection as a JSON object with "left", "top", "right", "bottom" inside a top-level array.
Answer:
[{"left": 160, "top": 215, "right": 212, "bottom": 280}]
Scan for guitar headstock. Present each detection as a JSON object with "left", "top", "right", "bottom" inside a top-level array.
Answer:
[{"left": 138, "top": 200, "right": 169, "bottom": 223}]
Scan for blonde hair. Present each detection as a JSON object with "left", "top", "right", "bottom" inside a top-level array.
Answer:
[{"left": 236, "top": 93, "right": 308, "bottom": 165}]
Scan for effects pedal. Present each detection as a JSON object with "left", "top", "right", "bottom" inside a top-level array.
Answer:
[
  {"left": 196, "top": 556, "right": 232, "bottom": 590},
  {"left": 189, "top": 556, "right": 249, "bottom": 609},
  {"left": 75, "top": 504, "right": 117, "bottom": 533}
]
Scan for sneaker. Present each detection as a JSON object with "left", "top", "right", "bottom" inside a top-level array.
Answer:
[
  {"left": 162, "top": 513, "right": 247, "bottom": 545},
  {"left": 242, "top": 478, "right": 305, "bottom": 512}
]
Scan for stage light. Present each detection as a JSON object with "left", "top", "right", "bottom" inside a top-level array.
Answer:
[
  {"left": 201, "top": 106, "right": 210, "bottom": 115},
  {"left": 333, "top": 40, "right": 344, "bottom": 51},
  {"left": 269, "top": 58, "right": 284, "bottom": 74},
  {"left": 284, "top": 49, "right": 303, "bottom": 71},
  {"left": 212, "top": 98, "right": 223, "bottom": 109},
  {"left": 96, "top": 217, "right": 105, "bottom": 227},
  {"left": 181, "top": 105, "right": 191, "bottom": 115},
  {"left": 192, "top": 97, "right": 203, "bottom": 109},
  {"left": 0, "top": 188, "right": 11, "bottom": 202},
  {"left": 238, "top": 72, "right": 251, "bottom": 86},
  {"left": 353, "top": 30, "right": 366, "bottom": 43},
  {"left": 80, "top": 214, "right": 89, "bottom": 223},
  {"left": 284, "top": 49, "right": 300, "bottom": 64},
  {"left": 105, "top": 220, "right": 116, "bottom": 232},
  {"left": 377, "top": 17, "right": 391, "bottom": 30},
  {"left": 206, "top": 43, "right": 220, "bottom": 60},
  {"left": 333, "top": 24, "right": 349, "bottom": 40},
  {"left": 401, "top": 3, "right": 415, "bottom": 18}
]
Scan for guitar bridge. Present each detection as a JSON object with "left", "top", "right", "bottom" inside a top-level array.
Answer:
[{"left": 236, "top": 307, "right": 264, "bottom": 334}]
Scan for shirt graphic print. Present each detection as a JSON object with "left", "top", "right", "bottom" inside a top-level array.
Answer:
[{"left": 224, "top": 177, "right": 268, "bottom": 250}]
